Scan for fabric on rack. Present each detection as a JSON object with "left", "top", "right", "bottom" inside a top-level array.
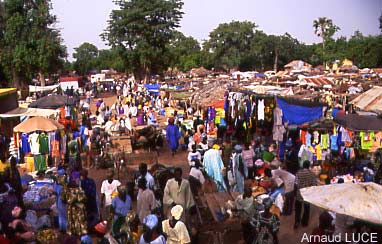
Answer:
[
  {"left": 21, "top": 133, "right": 31, "bottom": 153},
  {"left": 258, "top": 99, "right": 265, "bottom": 120},
  {"left": 38, "top": 133, "right": 49, "bottom": 154},
  {"left": 34, "top": 154, "right": 47, "bottom": 171},
  {"left": 300, "top": 130, "right": 307, "bottom": 145},
  {"left": 313, "top": 131, "right": 319, "bottom": 144},
  {"left": 360, "top": 131, "right": 374, "bottom": 150},
  {"left": 25, "top": 156, "right": 35, "bottom": 172},
  {"left": 29, "top": 132, "right": 40, "bottom": 155},
  {"left": 305, "top": 132, "right": 312, "bottom": 147},
  {"left": 320, "top": 134, "right": 329, "bottom": 149},
  {"left": 330, "top": 135, "right": 338, "bottom": 151},
  {"left": 370, "top": 131, "right": 382, "bottom": 153}
]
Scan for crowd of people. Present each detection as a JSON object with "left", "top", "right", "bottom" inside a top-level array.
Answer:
[{"left": 0, "top": 78, "right": 381, "bottom": 244}]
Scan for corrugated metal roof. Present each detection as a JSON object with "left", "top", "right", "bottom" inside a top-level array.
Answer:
[
  {"left": 350, "top": 86, "right": 382, "bottom": 113},
  {"left": 304, "top": 78, "right": 333, "bottom": 86}
]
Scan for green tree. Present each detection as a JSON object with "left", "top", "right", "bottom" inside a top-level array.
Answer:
[
  {"left": 379, "top": 12, "right": 382, "bottom": 32},
  {"left": 313, "top": 17, "right": 340, "bottom": 66},
  {"left": 204, "top": 21, "right": 257, "bottom": 71},
  {"left": 346, "top": 32, "right": 382, "bottom": 68},
  {"left": 0, "top": 0, "right": 66, "bottom": 89},
  {"left": 168, "top": 31, "right": 201, "bottom": 72},
  {"left": 96, "top": 48, "right": 125, "bottom": 72},
  {"left": 102, "top": 0, "right": 184, "bottom": 81},
  {"left": 73, "top": 42, "right": 99, "bottom": 75}
]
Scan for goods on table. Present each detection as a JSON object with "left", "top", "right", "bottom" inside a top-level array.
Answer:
[
  {"left": 330, "top": 174, "right": 362, "bottom": 184},
  {"left": 23, "top": 181, "right": 55, "bottom": 210}
]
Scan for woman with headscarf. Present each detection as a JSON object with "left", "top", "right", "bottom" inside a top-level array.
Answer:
[
  {"left": 162, "top": 205, "right": 191, "bottom": 244},
  {"left": 166, "top": 117, "right": 181, "bottom": 156},
  {"left": 140, "top": 214, "right": 166, "bottom": 244},
  {"left": 251, "top": 198, "right": 280, "bottom": 244}
]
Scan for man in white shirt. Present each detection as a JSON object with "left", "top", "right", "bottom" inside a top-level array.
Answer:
[
  {"left": 187, "top": 144, "right": 201, "bottom": 167},
  {"left": 96, "top": 111, "right": 105, "bottom": 126},
  {"left": 130, "top": 105, "right": 138, "bottom": 117},
  {"left": 163, "top": 168, "right": 195, "bottom": 222},
  {"left": 271, "top": 167, "right": 295, "bottom": 215},
  {"left": 137, "top": 163, "right": 155, "bottom": 190},
  {"left": 101, "top": 169, "right": 121, "bottom": 219}
]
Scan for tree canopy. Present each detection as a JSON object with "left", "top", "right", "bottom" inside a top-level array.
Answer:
[
  {"left": 73, "top": 42, "right": 99, "bottom": 75},
  {"left": 102, "top": 0, "right": 184, "bottom": 81},
  {"left": 167, "top": 31, "right": 201, "bottom": 72},
  {"left": 0, "top": 0, "right": 66, "bottom": 89},
  {"left": 203, "top": 21, "right": 256, "bottom": 71}
]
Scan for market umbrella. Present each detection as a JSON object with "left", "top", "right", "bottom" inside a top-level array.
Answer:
[
  {"left": 29, "top": 94, "right": 76, "bottom": 109},
  {"left": 13, "top": 116, "right": 64, "bottom": 133},
  {"left": 300, "top": 182, "right": 382, "bottom": 224}
]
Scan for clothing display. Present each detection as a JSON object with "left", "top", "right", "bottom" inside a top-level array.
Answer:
[
  {"left": 34, "top": 155, "right": 47, "bottom": 171},
  {"left": 360, "top": 132, "right": 374, "bottom": 150},
  {"left": 258, "top": 99, "right": 265, "bottom": 121},
  {"left": 38, "top": 133, "right": 49, "bottom": 154},
  {"left": 29, "top": 133, "right": 40, "bottom": 155},
  {"left": 21, "top": 133, "right": 31, "bottom": 153}
]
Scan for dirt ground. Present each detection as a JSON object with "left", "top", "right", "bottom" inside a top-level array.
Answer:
[{"left": 87, "top": 93, "right": 320, "bottom": 244}]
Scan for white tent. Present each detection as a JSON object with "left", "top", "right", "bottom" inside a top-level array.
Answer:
[
  {"left": 0, "top": 107, "right": 58, "bottom": 118},
  {"left": 29, "top": 84, "right": 60, "bottom": 93}
]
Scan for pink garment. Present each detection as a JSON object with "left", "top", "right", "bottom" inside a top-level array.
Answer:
[{"left": 242, "top": 149, "right": 255, "bottom": 167}]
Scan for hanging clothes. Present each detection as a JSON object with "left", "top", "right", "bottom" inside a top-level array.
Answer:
[
  {"left": 312, "top": 131, "right": 320, "bottom": 144},
  {"left": 34, "top": 155, "right": 47, "bottom": 171},
  {"left": 360, "top": 131, "right": 374, "bottom": 150},
  {"left": 300, "top": 130, "right": 307, "bottom": 145},
  {"left": 21, "top": 133, "right": 31, "bottom": 153},
  {"left": 258, "top": 99, "right": 265, "bottom": 120},
  {"left": 370, "top": 131, "right": 382, "bottom": 153},
  {"left": 29, "top": 132, "right": 40, "bottom": 155},
  {"left": 305, "top": 132, "right": 312, "bottom": 147},
  {"left": 330, "top": 134, "right": 338, "bottom": 151},
  {"left": 38, "top": 133, "right": 49, "bottom": 154},
  {"left": 320, "top": 134, "right": 329, "bottom": 149}
]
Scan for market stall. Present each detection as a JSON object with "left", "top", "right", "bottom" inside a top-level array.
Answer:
[
  {"left": 29, "top": 94, "right": 78, "bottom": 129},
  {"left": 13, "top": 116, "right": 64, "bottom": 172}
]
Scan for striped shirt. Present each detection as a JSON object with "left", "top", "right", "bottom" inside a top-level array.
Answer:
[{"left": 295, "top": 169, "right": 317, "bottom": 201}]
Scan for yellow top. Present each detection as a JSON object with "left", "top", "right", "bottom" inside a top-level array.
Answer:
[
  {"left": 0, "top": 88, "right": 17, "bottom": 97},
  {"left": 0, "top": 160, "right": 10, "bottom": 172}
]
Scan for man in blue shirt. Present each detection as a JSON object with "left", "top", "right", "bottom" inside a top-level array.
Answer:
[{"left": 111, "top": 185, "right": 131, "bottom": 220}]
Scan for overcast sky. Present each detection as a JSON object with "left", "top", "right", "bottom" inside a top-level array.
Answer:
[{"left": 51, "top": 0, "right": 382, "bottom": 60}]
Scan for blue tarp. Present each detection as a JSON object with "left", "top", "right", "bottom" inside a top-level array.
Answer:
[
  {"left": 144, "top": 84, "right": 160, "bottom": 95},
  {"left": 255, "top": 73, "right": 266, "bottom": 78},
  {"left": 277, "top": 98, "right": 323, "bottom": 125}
]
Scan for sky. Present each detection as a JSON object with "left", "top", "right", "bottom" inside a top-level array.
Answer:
[{"left": 51, "top": 0, "right": 382, "bottom": 60}]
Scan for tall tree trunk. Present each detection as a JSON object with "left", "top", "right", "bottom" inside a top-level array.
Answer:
[
  {"left": 273, "top": 49, "right": 279, "bottom": 72},
  {"left": 12, "top": 68, "right": 28, "bottom": 98},
  {"left": 39, "top": 71, "right": 45, "bottom": 86},
  {"left": 322, "top": 36, "right": 326, "bottom": 68}
]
